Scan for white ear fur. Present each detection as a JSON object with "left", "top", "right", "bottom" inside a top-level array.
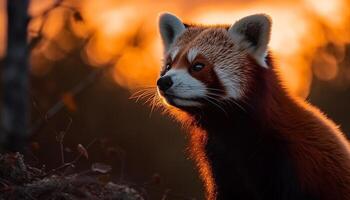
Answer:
[
  {"left": 159, "top": 13, "right": 186, "bottom": 52},
  {"left": 228, "top": 14, "right": 272, "bottom": 68}
]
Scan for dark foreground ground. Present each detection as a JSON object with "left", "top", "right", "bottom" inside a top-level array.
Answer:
[{"left": 0, "top": 153, "right": 144, "bottom": 200}]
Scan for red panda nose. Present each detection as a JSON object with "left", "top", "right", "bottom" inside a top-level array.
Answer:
[{"left": 157, "top": 76, "right": 173, "bottom": 92}]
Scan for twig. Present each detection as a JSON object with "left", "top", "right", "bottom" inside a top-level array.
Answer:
[
  {"left": 59, "top": 136, "right": 65, "bottom": 164},
  {"left": 161, "top": 189, "right": 171, "bottom": 200},
  {"left": 59, "top": 116, "right": 72, "bottom": 164},
  {"left": 31, "top": 95, "right": 73, "bottom": 165},
  {"left": 42, "top": 138, "right": 97, "bottom": 178},
  {"left": 113, "top": 146, "right": 126, "bottom": 182}
]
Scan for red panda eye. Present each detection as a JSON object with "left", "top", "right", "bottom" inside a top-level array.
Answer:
[
  {"left": 165, "top": 64, "right": 171, "bottom": 71},
  {"left": 161, "top": 64, "right": 171, "bottom": 76},
  {"left": 191, "top": 63, "right": 205, "bottom": 72}
]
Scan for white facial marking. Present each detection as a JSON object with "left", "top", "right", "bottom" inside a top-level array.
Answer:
[
  {"left": 169, "top": 47, "right": 179, "bottom": 61},
  {"left": 254, "top": 51, "right": 268, "bottom": 68},
  {"left": 214, "top": 65, "right": 242, "bottom": 99},
  {"left": 173, "top": 98, "right": 201, "bottom": 106},
  {"left": 187, "top": 48, "right": 199, "bottom": 63},
  {"left": 163, "top": 68, "right": 206, "bottom": 106}
]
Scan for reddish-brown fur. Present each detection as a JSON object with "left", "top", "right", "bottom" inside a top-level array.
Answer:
[
  {"left": 159, "top": 22, "right": 350, "bottom": 200},
  {"left": 167, "top": 55, "right": 350, "bottom": 200},
  {"left": 255, "top": 58, "right": 350, "bottom": 200}
]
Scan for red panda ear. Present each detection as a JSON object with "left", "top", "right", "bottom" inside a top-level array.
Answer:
[
  {"left": 159, "top": 13, "right": 186, "bottom": 52},
  {"left": 228, "top": 14, "right": 272, "bottom": 68}
]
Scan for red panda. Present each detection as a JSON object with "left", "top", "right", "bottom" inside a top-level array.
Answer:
[{"left": 156, "top": 13, "right": 350, "bottom": 200}]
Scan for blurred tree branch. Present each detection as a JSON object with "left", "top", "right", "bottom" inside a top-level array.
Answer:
[
  {"left": 29, "top": 0, "right": 82, "bottom": 50},
  {"left": 30, "top": 61, "right": 116, "bottom": 137},
  {"left": 1, "top": 0, "right": 30, "bottom": 152}
]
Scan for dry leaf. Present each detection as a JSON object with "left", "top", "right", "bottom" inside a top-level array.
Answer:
[
  {"left": 62, "top": 92, "right": 77, "bottom": 112},
  {"left": 91, "top": 163, "right": 112, "bottom": 174},
  {"left": 77, "top": 144, "right": 89, "bottom": 159}
]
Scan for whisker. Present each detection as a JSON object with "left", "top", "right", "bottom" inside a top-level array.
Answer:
[
  {"left": 149, "top": 91, "right": 158, "bottom": 117},
  {"left": 225, "top": 99, "right": 247, "bottom": 113},
  {"left": 130, "top": 91, "right": 154, "bottom": 99},
  {"left": 130, "top": 88, "right": 155, "bottom": 96},
  {"left": 203, "top": 96, "right": 229, "bottom": 117},
  {"left": 137, "top": 85, "right": 251, "bottom": 116},
  {"left": 130, "top": 89, "right": 156, "bottom": 100},
  {"left": 131, "top": 93, "right": 154, "bottom": 103},
  {"left": 143, "top": 94, "right": 158, "bottom": 105},
  {"left": 165, "top": 87, "right": 249, "bottom": 114},
  {"left": 206, "top": 88, "right": 226, "bottom": 92},
  {"left": 134, "top": 85, "right": 157, "bottom": 89},
  {"left": 205, "top": 93, "right": 247, "bottom": 113}
]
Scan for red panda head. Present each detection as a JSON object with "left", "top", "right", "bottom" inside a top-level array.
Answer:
[{"left": 157, "top": 13, "right": 272, "bottom": 111}]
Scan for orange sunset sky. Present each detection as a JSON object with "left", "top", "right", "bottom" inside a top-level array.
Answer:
[{"left": 0, "top": 0, "right": 349, "bottom": 97}]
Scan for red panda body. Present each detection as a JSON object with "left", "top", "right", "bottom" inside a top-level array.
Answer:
[
  {"left": 156, "top": 13, "right": 350, "bottom": 200},
  {"left": 188, "top": 55, "right": 350, "bottom": 200}
]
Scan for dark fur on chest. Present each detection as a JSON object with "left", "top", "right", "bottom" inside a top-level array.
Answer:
[{"left": 191, "top": 108, "right": 315, "bottom": 200}]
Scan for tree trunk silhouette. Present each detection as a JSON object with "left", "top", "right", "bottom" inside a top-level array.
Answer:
[{"left": 1, "top": 0, "right": 29, "bottom": 151}]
